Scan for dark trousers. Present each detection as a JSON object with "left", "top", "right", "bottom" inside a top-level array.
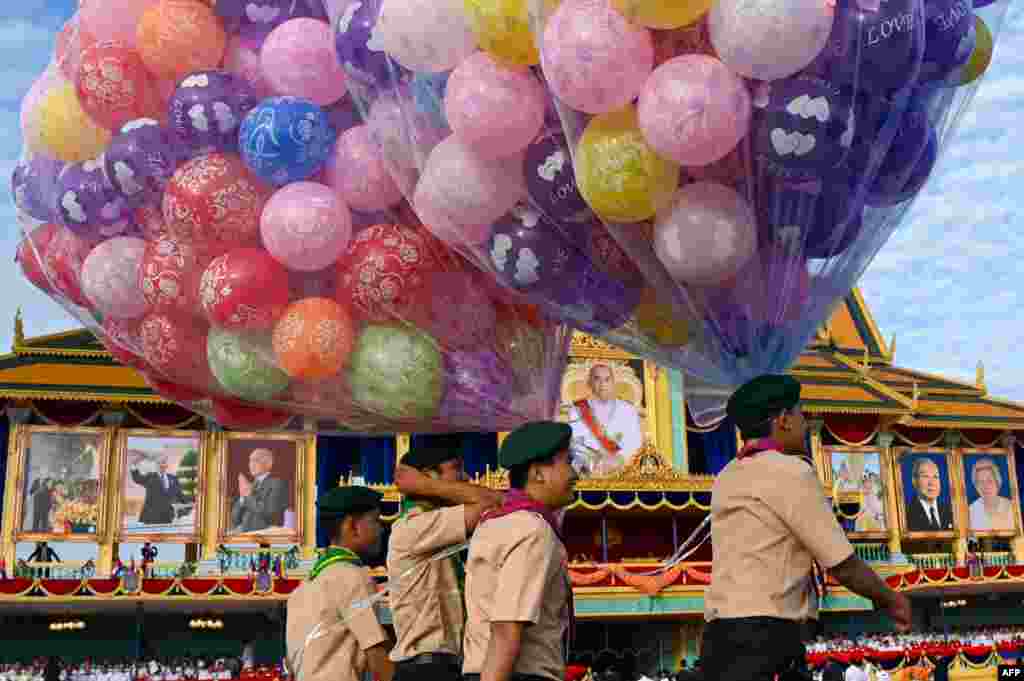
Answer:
[
  {"left": 464, "top": 674, "right": 552, "bottom": 681},
  {"left": 394, "top": 657, "right": 461, "bottom": 681},
  {"left": 701, "top": 617, "right": 810, "bottom": 681}
]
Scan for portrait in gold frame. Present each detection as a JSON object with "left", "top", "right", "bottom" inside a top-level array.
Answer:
[
  {"left": 8, "top": 425, "right": 111, "bottom": 543},
  {"left": 956, "top": 447, "right": 1021, "bottom": 538},
  {"left": 217, "top": 431, "right": 310, "bottom": 546},
  {"left": 824, "top": 445, "right": 889, "bottom": 540},
  {"left": 893, "top": 447, "right": 959, "bottom": 539},
  {"left": 111, "top": 429, "right": 209, "bottom": 544}
]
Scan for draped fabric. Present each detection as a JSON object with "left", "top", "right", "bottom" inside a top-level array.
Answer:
[
  {"left": 31, "top": 400, "right": 102, "bottom": 426},
  {"left": 824, "top": 414, "right": 878, "bottom": 446},
  {"left": 686, "top": 416, "right": 737, "bottom": 475},
  {"left": 360, "top": 437, "right": 396, "bottom": 485},
  {"left": 408, "top": 432, "right": 498, "bottom": 478},
  {"left": 315, "top": 435, "right": 354, "bottom": 547}
]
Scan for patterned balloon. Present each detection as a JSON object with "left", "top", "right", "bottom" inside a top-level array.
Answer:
[
  {"left": 136, "top": 0, "right": 227, "bottom": 83},
  {"left": 523, "top": 130, "right": 593, "bottom": 224},
  {"left": 347, "top": 324, "right": 444, "bottom": 421},
  {"left": 371, "top": 0, "right": 478, "bottom": 73},
  {"left": 492, "top": 318, "right": 547, "bottom": 394},
  {"left": 239, "top": 97, "right": 337, "bottom": 186},
  {"left": 335, "top": 223, "right": 443, "bottom": 322},
  {"left": 200, "top": 247, "right": 291, "bottom": 331},
  {"left": 487, "top": 202, "right": 584, "bottom": 293},
  {"left": 162, "top": 152, "right": 270, "bottom": 253},
  {"left": 55, "top": 17, "right": 97, "bottom": 80},
  {"left": 920, "top": 0, "right": 973, "bottom": 83},
  {"left": 56, "top": 159, "right": 133, "bottom": 234},
  {"left": 757, "top": 175, "right": 864, "bottom": 259},
  {"left": 325, "top": 124, "right": 403, "bottom": 213},
  {"left": 212, "top": 396, "right": 294, "bottom": 429},
  {"left": 81, "top": 237, "right": 149, "bottom": 319},
  {"left": 409, "top": 271, "right": 497, "bottom": 350},
  {"left": 272, "top": 297, "right": 355, "bottom": 380},
  {"left": 865, "top": 112, "right": 938, "bottom": 207},
  {"left": 612, "top": 0, "right": 713, "bottom": 29},
  {"left": 42, "top": 225, "right": 95, "bottom": 308},
  {"left": 951, "top": 16, "right": 992, "bottom": 86},
  {"left": 333, "top": 0, "right": 393, "bottom": 83},
  {"left": 262, "top": 19, "right": 348, "bottom": 106},
  {"left": 102, "top": 317, "right": 151, "bottom": 372},
  {"left": 215, "top": 0, "right": 319, "bottom": 37},
  {"left": 143, "top": 372, "right": 208, "bottom": 404},
  {"left": 463, "top": 0, "right": 553, "bottom": 67},
  {"left": 140, "top": 236, "right": 213, "bottom": 316},
  {"left": 75, "top": 41, "right": 159, "bottom": 131},
  {"left": 208, "top": 327, "right": 291, "bottom": 401},
  {"left": 223, "top": 35, "right": 275, "bottom": 99},
  {"left": 136, "top": 203, "right": 172, "bottom": 241},
  {"left": 169, "top": 70, "right": 259, "bottom": 153},
  {"left": 439, "top": 349, "right": 518, "bottom": 426},
  {"left": 28, "top": 82, "right": 111, "bottom": 163},
  {"left": 260, "top": 182, "right": 353, "bottom": 272},
  {"left": 289, "top": 267, "right": 337, "bottom": 300},
  {"left": 12, "top": 155, "right": 63, "bottom": 222},
  {"left": 104, "top": 119, "right": 180, "bottom": 203},
  {"left": 366, "top": 88, "right": 446, "bottom": 191},
  {"left": 140, "top": 312, "right": 215, "bottom": 388},
  {"left": 17, "top": 223, "right": 61, "bottom": 295}
]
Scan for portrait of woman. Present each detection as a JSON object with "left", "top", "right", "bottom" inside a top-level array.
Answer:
[
  {"left": 855, "top": 473, "right": 887, "bottom": 532},
  {"left": 965, "top": 455, "right": 1015, "bottom": 532}
]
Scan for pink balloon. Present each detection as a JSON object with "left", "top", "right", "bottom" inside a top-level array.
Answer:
[
  {"left": 261, "top": 182, "right": 353, "bottom": 272},
  {"left": 81, "top": 236, "right": 149, "bottom": 319},
  {"left": 444, "top": 52, "right": 547, "bottom": 159},
  {"left": 80, "top": 0, "right": 159, "bottom": 46},
  {"left": 653, "top": 181, "right": 756, "bottom": 285},
  {"left": 367, "top": 90, "right": 446, "bottom": 193},
  {"left": 413, "top": 135, "right": 526, "bottom": 247},
  {"left": 638, "top": 56, "right": 752, "bottom": 167},
  {"left": 262, "top": 19, "right": 348, "bottom": 106},
  {"left": 224, "top": 34, "right": 274, "bottom": 99},
  {"left": 325, "top": 125, "right": 403, "bottom": 212},
  {"left": 541, "top": 0, "right": 654, "bottom": 114}
]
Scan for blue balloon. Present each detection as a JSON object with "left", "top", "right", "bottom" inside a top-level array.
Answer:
[
  {"left": 238, "top": 96, "right": 337, "bottom": 186},
  {"left": 411, "top": 71, "right": 449, "bottom": 129}
]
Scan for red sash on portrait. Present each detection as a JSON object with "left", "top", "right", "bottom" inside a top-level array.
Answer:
[{"left": 574, "top": 400, "right": 620, "bottom": 454}]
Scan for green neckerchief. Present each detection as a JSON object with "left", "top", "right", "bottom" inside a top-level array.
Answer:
[
  {"left": 309, "top": 546, "right": 362, "bottom": 581},
  {"left": 399, "top": 497, "right": 466, "bottom": 596}
]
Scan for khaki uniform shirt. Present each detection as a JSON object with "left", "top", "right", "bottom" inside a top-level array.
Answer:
[
  {"left": 286, "top": 562, "right": 389, "bottom": 681},
  {"left": 705, "top": 451, "right": 854, "bottom": 622},
  {"left": 463, "top": 512, "right": 569, "bottom": 681},
  {"left": 387, "top": 505, "right": 468, "bottom": 661}
]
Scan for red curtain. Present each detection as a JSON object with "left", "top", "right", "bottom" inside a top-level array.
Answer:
[{"left": 824, "top": 415, "right": 878, "bottom": 445}]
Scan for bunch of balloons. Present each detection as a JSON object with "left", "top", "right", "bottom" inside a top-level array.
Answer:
[
  {"left": 329, "top": 0, "right": 1006, "bottom": 392},
  {"left": 12, "top": 0, "right": 575, "bottom": 432}
]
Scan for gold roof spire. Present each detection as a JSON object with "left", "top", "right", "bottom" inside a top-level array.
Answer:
[
  {"left": 977, "top": 361, "right": 986, "bottom": 393},
  {"left": 13, "top": 307, "right": 24, "bottom": 350}
]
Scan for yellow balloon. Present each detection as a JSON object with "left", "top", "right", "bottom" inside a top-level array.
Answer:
[
  {"left": 611, "top": 0, "right": 712, "bottom": 29},
  {"left": 953, "top": 16, "right": 993, "bottom": 87},
  {"left": 28, "top": 82, "right": 111, "bottom": 162},
  {"left": 635, "top": 289, "right": 692, "bottom": 346},
  {"left": 575, "top": 107, "right": 680, "bottom": 224},
  {"left": 463, "top": 0, "right": 557, "bottom": 67}
]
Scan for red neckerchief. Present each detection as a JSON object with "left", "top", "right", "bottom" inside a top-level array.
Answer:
[
  {"left": 480, "top": 489, "right": 575, "bottom": 649},
  {"left": 574, "top": 399, "right": 621, "bottom": 454},
  {"left": 734, "top": 437, "right": 829, "bottom": 605}
]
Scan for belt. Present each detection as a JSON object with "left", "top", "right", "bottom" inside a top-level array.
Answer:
[{"left": 400, "top": 653, "right": 461, "bottom": 666}]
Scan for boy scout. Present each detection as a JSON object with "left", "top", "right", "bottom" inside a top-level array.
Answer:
[
  {"left": 703, "top": 375, "right": 912, "bottom": 681},
  {"left": 286, "top": 486, "right": 394, "bottom": 681},
  {"left": 388, "top": 443, "right": 503, "bottom": 681},
  {"left": 462, "top": 421, "right": 580, "bottom": 681}
]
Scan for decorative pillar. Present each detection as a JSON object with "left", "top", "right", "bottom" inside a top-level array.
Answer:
[
  {"left": 877, "top": 432, "right": 906, "bottom": 563},
  {"left": 97, "top": 408, "right": 126, "bottom": 576},
  {"left": 808, "top": 419, "right": 826, "bottom": 485},
  {"left": 1, "top": 407, "right": 31, "bottom": 572},
  {"left": 200, "top": 419, "right": 223, "bottom": 561},
  {"left": 653, "top": 365, "right": 675, "bottom": 467},
  {"left": 1004, "top": 432, "right": 1024, "bottom": 564},
  {"left": 396, "top": 434, "right": 410, "bottom": 462},
  {"left": 302, "top": 419, "right": 317, "bottom": 560},
  {"left": 946, "top": 431, "right": 967, "bottom": 565}
]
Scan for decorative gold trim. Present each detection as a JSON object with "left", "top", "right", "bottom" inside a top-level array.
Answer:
[
  {"left": 569, "top": 331, "right": 637, "bottom": 359},
  {"left": 0, "top": 389, "right": 171, "bottom": 404},
  {"left": 954, "top": 447, "right": 1021, "bottom": 539},
  {"left": 892, "top": 446, "right": 958, "bottom": 540},
  {"left": 200, "top": 429, "right": 222, "bottom": 561},
  {"left": 653, "top": 366, "right": 675, "bottom": 466},
  {"left": 216, "top": 431, "right": 310, "bottom": 547},
  {"left": 822, "top": 444, "right": 891, "bottom": 540},
  {"left": 110, "top": 429, "right": 209, "bottom": 544},
  {"left": 851, "top": 288, "right": 890, "bottom": 360},
  {"left": 1, "top": 423, "right": 23, "bottom": 571},
  {"left": 13, "top": 308, "right": 24, "bottom": 349}
]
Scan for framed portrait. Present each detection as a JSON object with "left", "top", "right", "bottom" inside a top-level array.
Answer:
[
  {"left": 12, "top": 426, "right": 110, "bottom": 542},
  {"left": 894, "top": 448, "right": 958, "bottom": 538},
  {"left": 112, "top": 429, "right": 208, "bottom": 543},
  {"left": 825, "top": 446, "right": 888, "bottom": 539},
  {"left": 558, "top": 357, "right": 659, "bottom": 478},
  {"left": 218, "top": 432, "right": 308, "bottom": 545},
  {"left": 959, "top": 449, "right": 1021, "bottom": 537}
]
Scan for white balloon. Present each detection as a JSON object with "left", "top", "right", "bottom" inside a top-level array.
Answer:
[{"left": 369, "top": 0, "right": 478, "bottom": 73}]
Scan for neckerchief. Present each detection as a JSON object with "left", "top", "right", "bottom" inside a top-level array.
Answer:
[
  {"left": 399, "top": 497, "right": 466, "bottom": 595},
  {"left": 309, "top": 546, "right": 361, "bottom": 581},
  {"left": 480, "top": 489, "right": 575, "bottom": 649},
  {"left": 574, "top": 399, "right": 621, "bottom": 454}
]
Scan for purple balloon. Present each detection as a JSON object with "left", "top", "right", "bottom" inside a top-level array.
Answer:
[
  {"left": 334, "top": 0, "right": 395, "bottom": 84},
  {"left": 440, "top": 350, "right": 518, "bottom": 425},
  {"left": 215, "top": 0, "right": 320, "bottom": 39},
  {"left": 12, "top": 155, "right": 63, "bottom": 222},
  {"left": 56, "top": 160, "right": 132, "bottom": 235},
  {"left": 867, "top": 113, "right": 937, "bottom": 206},
  {"left": 169, "top": 70, "right": 259, "bottom": 153},
  {"left": 488, "top": 202, "right": 586, "bottom": 293},
  {"left": 523, "top": 129, "right": 594, "bottom": 224},
  {"left": 920, "top": 0, "right": 974, "bottom": 84},
  {"left": 553, "top": 260, "right": 641, "bottom": 333},
  {"left": 758, "top": 176, "right": 865, "bottom": 259},
  {"left": 105, "top": 119, "right": 180, "bottom": 203},
  {"left": 753, "top": 74, "right": 857, "bottom": 183}
]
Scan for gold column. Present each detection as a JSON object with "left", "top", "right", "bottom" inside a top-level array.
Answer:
[
  {"left": 302, "top": 419, "right": 317, "bottom": 560},
  {"left": 396, "top": 434, "right": 410, "bottom": 462},
  {"left": 877, "top": 432, "right": 904, "bottom": 562},
  {"left": 200, "top": 423, "right": 223, "bottom": 561},
  {"left": 808, "top": 419, "right": 826, "bottom": 485},
  {"left": 1, "top": 414, "right": 28, "bottom": 572},
  {"left": 96, "top": 410, "right": 125, "bottom": 577},
  {"left": 654, "top": 366, "right": 674, "bottom": 463},
  {"left": 946, "top": 430, "right": 967, "bottom": 565},
  {"left": 1006, "top": 433, "right": 1024, "bottom": 564}
]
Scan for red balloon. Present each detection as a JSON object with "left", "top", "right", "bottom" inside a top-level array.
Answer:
[
  {"left": 56, "top": 19, "right": 97, "bottom": 80},
  {"left": 335, "top": 223, "right": 443, "bottom": 322},
  {"left": 140, "top": 237, "right": 212, "bottom": 317},
  {"left": 163, "top": 153, "right": 270, "bottom": 255},
  {"left": 139, "top": 312, "right": 215, "bottom": 390},
  {"left": 143, "top": 372, "right": 208, "bottom": 404},
  {"left": 212, "top": 397, "right": 293, "bottom": 430},
  {"left": 44, "top": 226, "right": 95, "bottom": 308},
  {"left": 136, "top": 203, "right": 172, "bottom": 241},
  {"left": 289, "top": 267, "right": 337, "bottom": 301},
  {"left": 17, "top": 223, "right": 60, "bottom": 295},
  {"left": 200, "top": 247, "right": 290, "bottom": 331},
  {"left": 76, "top": 41, "right": 159, "bottom": 131},
  {"left": 102, "top": 317, "right": 151, "bottom": 372}
]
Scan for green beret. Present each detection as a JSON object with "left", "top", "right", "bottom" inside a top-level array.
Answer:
[
  {"left": 403, "top": 443, "right": 462, "bottom": 470},
  {"left": 727, "top": 374, "right": 801, "bottom": 431},
  {"left": 317, "top": 486, "right": 382, "bottom": 517},
  {"left": 499, "top": 421, "right": 572, "bottom": 469}
]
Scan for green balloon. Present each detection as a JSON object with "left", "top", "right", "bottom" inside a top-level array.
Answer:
[
  {"left": 348, "top": 324, "right": 444, "bottom": 422},
  {"left": 207, "top": 328, "right": 290, "bottom": 402}
]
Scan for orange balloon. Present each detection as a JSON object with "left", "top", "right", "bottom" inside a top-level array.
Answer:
[
  {"left": 136, "top": 0, "right": 226, "bottom": 82},
  {"left": 272, "top": 298, "right": 355, "bottom": 380}
]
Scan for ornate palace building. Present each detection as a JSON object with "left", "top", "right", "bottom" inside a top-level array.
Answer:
[{"left": 2, "top": 290, "right": 1024, "bottom": 671}]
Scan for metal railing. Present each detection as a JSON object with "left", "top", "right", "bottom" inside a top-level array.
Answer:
[
  {"left": 216, "top": 545, "right": 301, "bottom": 574},
  {"left": 854, "top": 543, "right": 891, "bottom": 563}
]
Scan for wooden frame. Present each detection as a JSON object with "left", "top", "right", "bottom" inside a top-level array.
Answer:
[
  {"left": 823, "top": 444, "right": 889, "bottom": 540},
  {"left": 217, "top": 431, "right": 311, "bottom": 546},
  {"left": 956, "top": 447, "right": 1021, "bottom": 538},
  {"left": 111, "top": 429, "right": 208, "bottom": 544},
  {"left": 8, "top": 425, "right": 112, "bottom": 543},
  {"left": 894, "top": 447, "right": 959, "bottom": 540}
]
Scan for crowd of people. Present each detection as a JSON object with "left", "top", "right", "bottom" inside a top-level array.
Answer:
[
  {"left": 807, "top": 624, "right": 1024, "bottom": 653},
  {"left": 0, "top": 659, "right": 285, "bottom": 681}
]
